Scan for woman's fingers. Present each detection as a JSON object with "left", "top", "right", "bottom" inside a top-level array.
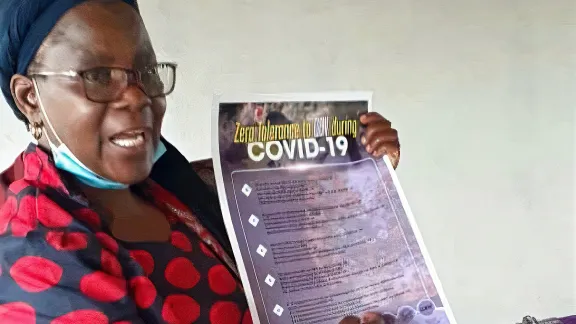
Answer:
[
  {"left": 372, "top": 143, "right": 400, "bottom": 168},
  {"left": 360, "top": 112, "right": 391, "bottom": 126},
  {"left": 369, "top": 139, "right": 399, "bottom": 156},
  {"left": 358, "top": 112, "right": 400, "bottom": 169},
  {"left": 363, "top": 128, "right": 398, "bottom": 148},
  {"left": 364, "top": 136, "right": 400, "bottom": 168}
]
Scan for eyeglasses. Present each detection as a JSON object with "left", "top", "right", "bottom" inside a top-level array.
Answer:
[{"left": 29, "top": 62, "right": 177, "bottom": 102}]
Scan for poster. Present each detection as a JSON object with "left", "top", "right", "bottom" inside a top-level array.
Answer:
[{"left": 212, "top": 92, "right": 457, "bottom": 324}]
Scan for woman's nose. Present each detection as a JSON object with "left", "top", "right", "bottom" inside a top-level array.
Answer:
[{"left": 114, "top": 85, "right": 152, "bottom": 112}]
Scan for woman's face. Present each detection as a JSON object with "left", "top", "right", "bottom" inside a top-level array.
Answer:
[{"left": 15, "top": 1, "right": 166, "bottom": 185}]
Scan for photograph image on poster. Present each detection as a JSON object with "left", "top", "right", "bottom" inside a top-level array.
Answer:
[{"left": 211, "top": 92, "right": 457, "bottom": 324}]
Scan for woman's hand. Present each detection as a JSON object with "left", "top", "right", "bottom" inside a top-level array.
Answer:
[{"left": 360, "top": 112, "right": 400, "bottom": 169}]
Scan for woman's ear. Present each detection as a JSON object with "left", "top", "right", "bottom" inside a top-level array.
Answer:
[{"left": 10, "top": 74, "right": 40, "bottom": 123}]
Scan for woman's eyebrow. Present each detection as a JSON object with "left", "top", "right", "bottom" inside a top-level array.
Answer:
[{"left": 77, "top": 49, "right": 117, "bottom": 66}]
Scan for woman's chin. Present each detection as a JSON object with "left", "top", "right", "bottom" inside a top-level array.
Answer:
[{"left": 105, "top": 163, "right": 153, "bottom": 186}]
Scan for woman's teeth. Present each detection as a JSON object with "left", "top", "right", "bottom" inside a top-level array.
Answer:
[{"left": 111, "top": 133, "right": 145, "bottom": 148}]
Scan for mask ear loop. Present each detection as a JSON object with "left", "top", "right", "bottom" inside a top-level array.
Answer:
[
  {"left": 31, "top": 79, "right": 131, "bottom": 189},
  {"left": 32, "top": 78, "right": 64, "bottom": 148}
]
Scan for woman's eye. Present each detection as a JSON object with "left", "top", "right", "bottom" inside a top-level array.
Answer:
[
  {"left": 84, "top": 69, "right": 113, "bottom": 84},
  {"left": 148, "top": 67, "right": 159, "bottom": 75},
  {"left": 143, "top": 69, "right": 162, "bottom": 86}
]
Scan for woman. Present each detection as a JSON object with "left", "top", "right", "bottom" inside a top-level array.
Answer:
[{"left": 0, "top": 0, "right": 401, "bottom": 323}]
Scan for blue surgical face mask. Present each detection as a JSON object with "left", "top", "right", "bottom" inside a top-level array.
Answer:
[{"left": 33, "top": 80, "right": 167, "bottom": 190}]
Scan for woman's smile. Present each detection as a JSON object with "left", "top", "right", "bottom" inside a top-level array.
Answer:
[{"left": 109, "top": 127, "right": 152, "bottom": 153}]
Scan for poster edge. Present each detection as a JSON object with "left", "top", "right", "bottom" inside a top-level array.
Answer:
[
  {"left": 382, "top": 156, "right": 459, "bottom": 323},
  {"left": 219, "top": 91, "right": 374, "bottom": 104}
]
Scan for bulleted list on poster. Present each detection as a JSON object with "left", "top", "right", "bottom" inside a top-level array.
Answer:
[{"left": 212, "top": 93, "right": 457, "bottom": 324}]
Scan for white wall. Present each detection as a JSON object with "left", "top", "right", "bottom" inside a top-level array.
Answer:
[{"left": 1, "top": 0, "right": 574, "bottom": 322}]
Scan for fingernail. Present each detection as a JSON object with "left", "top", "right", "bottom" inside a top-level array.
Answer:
[
  {"left": 366, "top": 145, "right": 371, "bottom": 152},
  {"left": 361, "top": 136, "right": 366, "bottom": 145}
]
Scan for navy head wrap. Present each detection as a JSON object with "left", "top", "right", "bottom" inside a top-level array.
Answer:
[{"left": 0, "top": 0, "right": 138, "bottom": 124}]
